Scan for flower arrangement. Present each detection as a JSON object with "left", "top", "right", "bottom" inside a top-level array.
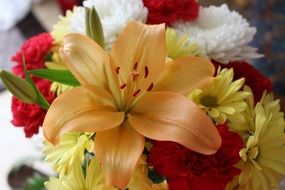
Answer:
[{"left": 1, "top": 0, "right": 284, "bottom": 189}]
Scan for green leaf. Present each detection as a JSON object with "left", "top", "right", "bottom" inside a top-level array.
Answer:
[
  {"left": 28, "top": 69, "right": 80, "bottom": 87},
  {"left": 85, "top": 7, "right": 105, "bottom": 49},
  {"left": 22, "top": 53, "right": 50, "bottom": 110},
  {"left": 0, "top": 70, "right": 37, "bottom": 104}
]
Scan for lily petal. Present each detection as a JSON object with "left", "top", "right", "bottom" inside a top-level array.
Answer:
[
  {"left": 60, "top": 33, "right": 109, "bottom": 87},
  {"left": 94, "top": 123, "right": 145, "bottom": 189},
  {"left": 154, "top": 56, "right": 215, "bottom": 95},
  {"left": 129, "top": 91, "right": 221, "bottom": 155},
  {"left": 111, "top": 21, "right": 166, "bottom": 90},
  {"left": 43, "top": 85, "right": 124, "bottom": 144}
]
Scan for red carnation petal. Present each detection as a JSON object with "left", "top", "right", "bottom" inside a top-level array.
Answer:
[
  {"left": 143, "top": 0, "right": 200, "bottom": 25},
  {"left": 11, "top": 33, "right": 53, "bottom": 77},
  {"left": 149, "top": 124, "right": 243, "bottom": 190}
]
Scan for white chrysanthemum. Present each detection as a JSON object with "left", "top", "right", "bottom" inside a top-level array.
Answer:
[
  {"left": 70, "top": 0, "right": 148, "bottom": 50},
  {"left": 173, "top": 4, "right": 263, "bottom": 63}
]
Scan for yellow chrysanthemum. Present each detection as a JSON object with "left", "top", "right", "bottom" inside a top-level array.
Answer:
[
  {"left": 45, "top": 53, "right": 66, "bottom": 70},
  {"left": 128, "top": 155, "right": 168, "bottom": 190},
  {"left": 238, "top": 99, "right": 285, "bottom": 189},
  {"left": 43, "top": 132, "right": 94, "bottom": 177},
  {"left": 51, "top": 9, "right": 73, "bottom": 45},
  {"left": 231, "top": 86, "right": 284, "bottom": 134},
  {"left": 45, "top": 156, "right": 115, "bottom": 190},
  {"left": 230, "top": 86, "right": 255, "bottom": 133},
  {"left": 259, "top": 91, "right": 284, "bottom": 122},
  {"left": 166, "top": 28, "right": 200, "bottom": 59},
  {"left": 50, "top": 82, "right": 74, "bottom": 95},
  {"left": 45, "top": 156, "right": 168, "bottom": 190},
  {"left": 190, "top": 68, "right": 251, "bottom": 124}
]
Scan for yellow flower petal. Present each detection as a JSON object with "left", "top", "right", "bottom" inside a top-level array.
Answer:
[
  {"left": 128, "top": 155, "right": 169, "bottom": 190},
  {"left": 110, "top": 21, "right": 166, "bottom": 91},
  {"left": 129, "top": 91, "right": 221, "bottom": 155},
  {"left": 43, "top": 85, "right": 125, "bottom": 144},
  {"left": 94, "top": 122, "right": 145, "bottom": 189},
  {"left": 44, "top": 132, "right": 94, "bottom": 177},
  {"left": 190, "top": 68, "right": 250, "bottom": 124},
  {"left": 166, "top": 28, "right": 200, "bottom": 59},
  {"left": 154, "top": 56, "right": 215, "bottom": 95},
  {"left": 51, "top": 9, "right": 73, "bottom": 45},
  {"left": 60, "top": 33, "right": 109, "bottom": 86}
]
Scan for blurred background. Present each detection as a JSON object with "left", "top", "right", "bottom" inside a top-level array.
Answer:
[{"left": 0, "top": 0, "right": 284, "bottom": 189}]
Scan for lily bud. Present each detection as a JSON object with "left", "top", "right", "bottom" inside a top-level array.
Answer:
[
  {"left": 85, "top": 7, "right": 105, "bottom": 49},
  {"left": 0, "top": 70, "right": 37, "bottom": 104}
]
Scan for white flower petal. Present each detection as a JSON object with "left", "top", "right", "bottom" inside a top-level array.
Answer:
[
  {"left": 69, "top": 0, "right": 148, "bottom": 50},
  {"left": 173, "top": 4, "right": 263, "bottom": 63}
]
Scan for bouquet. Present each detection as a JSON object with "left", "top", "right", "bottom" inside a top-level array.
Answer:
[{"left": 1, "top": 0, "right": 284, "bottom": 189}]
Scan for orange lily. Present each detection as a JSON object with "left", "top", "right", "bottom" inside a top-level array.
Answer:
[{"left": 43, "top": 21, "right": 221, "bottom": 189}]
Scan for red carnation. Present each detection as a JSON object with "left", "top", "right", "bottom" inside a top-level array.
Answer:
[
  {"left": 149, "top": 124, "right": 243, "bottom": 190},
  {"left": 11, "top": 33, "right": 53, "bottom": 77},
  {"left": 11, "top": 79, "right": 56, "bottom": 137},
  {"left": 143, "top": 0, "right": 199, "bottom": 25},
  {"left": 10, "top": 32, "right": 55, "bottom": 137},
  {"left": 213, "top": 61, "right": 273, "bottom": 103}
]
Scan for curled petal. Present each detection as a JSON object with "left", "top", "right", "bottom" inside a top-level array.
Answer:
[
  {"left": 129, "top": 91, "right": 221, "bottom": 155},
  {"left": 60, "top": 33, "right": 109, "bottom": 87},
  {"left": 43, "top": 85, "right": 124, "bottom": 144},
  {"left": 154, "top": 56, "right": 215, "bottom": 95},
  {"left": 111, "top": 21, "right": 166, "bottom": 90},
  {"left": 94, "top": 123, "right": 145, "bottom": 189}
]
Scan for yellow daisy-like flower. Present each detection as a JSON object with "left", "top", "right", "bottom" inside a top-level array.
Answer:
[
  {"left": 190, "top": 68, "right": 251, "bottom": 124},
  {"left": 127, "top": 155, "right": 168, "bottom": 190},
  {"left": 51, "top": 9, "right": 73, "bottom": 45},
  {"left": 43, "top": 131, "right": 94, "bottom": 177},
  {"left": 45, "top": 156, "right": 168, "bottom": 190},
  {"left": 259, "top": 91, "right": 284, "bottom": 122},
  {"left": 238, "top": 101, "right": 285, "bottom": 190},
  {"left": 230, "top": 86, "right": 255, "bottom": 133},
  {"left": 166, "top": 28, "right": 200, "bottom": 59},
  {"left": 50, "top": 82, "right": 74, "bottom": 95},
  {"left": 45, "top": 53, "right": 66, "bottom": 70},
  {"left": 231, "top": 86, "right": 284, "bottom": 134},
  {"left": 45, "top": 156, "right": 115, "bottom": 190}
]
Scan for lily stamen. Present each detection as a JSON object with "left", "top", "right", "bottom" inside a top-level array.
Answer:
[
  {"left": 133, "top": 62, "right": 138, "bottom": 70},
  {"left": 132, "top": 89, "right": 141, "bottom": 97},
  {"left": 147, "top": 83, "right": 154, "bottom": 91},
  {"left": 120, "top": 83, "right": 127, "bottom": 89},
  {"left": 115, "top": 67, "right": 120, "bottom": 74},
  {"left": 144, "top": 66, "right": 149, "bottom": 78}
]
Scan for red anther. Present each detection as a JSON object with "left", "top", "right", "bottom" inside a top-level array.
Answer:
[
  {"left": 147, "top": 83, "right": 154, "bottom": 91},
  {"left": 120, "top": 83, "right": 127, "bottom": 89},
  {"left": 133, "top": 62, "right": 138, "bottom": 70},
  {"left": 115, "top": 67, "right": 120, "bottom": 74},
  {"left": 133, "top": 89, "right": 141, "bottom": 97},
  {"left": 144, "top": 66, "right": 149, "bottom": 78}
]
